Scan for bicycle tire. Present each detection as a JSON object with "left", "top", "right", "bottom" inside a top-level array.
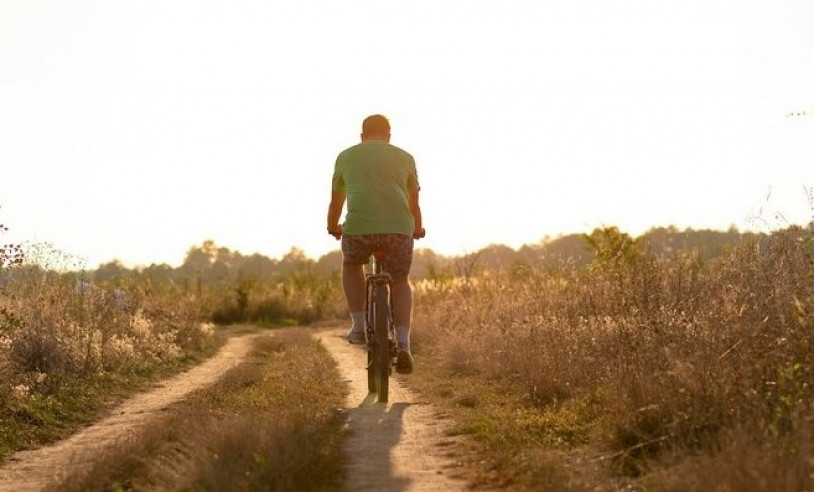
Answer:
[
  {"left": 373, "top": 284, "right": 390, "bottom": 403},
  {"left": 366, "top": 350, "right": 376, "bottom": 393}
]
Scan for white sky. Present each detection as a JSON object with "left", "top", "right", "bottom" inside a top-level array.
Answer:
[{"left": 2, "top": 0, "right": 813, "bottom": 268}]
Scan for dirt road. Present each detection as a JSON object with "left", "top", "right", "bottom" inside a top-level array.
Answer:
[
  {"left": 0, "top": 333, "right": 261, "bottom": 492},
  {"left": 0, "top": 329, "right": 469, "bottom": 491},
  {"left": 316, "top": 328, "right": 468, "bottom": 492}
]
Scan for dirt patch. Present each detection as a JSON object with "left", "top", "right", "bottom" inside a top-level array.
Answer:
[
  {"left": 0, "top": 333, "right": 262, "bottom": 492},
  {"left": 315, "top": 327, "right": 470, "bottom": 492}
]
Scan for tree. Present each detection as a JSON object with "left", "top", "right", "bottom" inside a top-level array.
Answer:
[
  {"left": 277, "top": 247, "right": 313, "bottom": 275},
  {"left": 0, "top": 206, "right": 24, "bottom": 268},
  {"left": 183, "top": 240, "right": 219, "bottom": 270},
  {"left": 94, "top": 260, "right": 128, "bottom": 282},
  {"left": 584, "top": 226, "right": 643, "bottom": 266}
]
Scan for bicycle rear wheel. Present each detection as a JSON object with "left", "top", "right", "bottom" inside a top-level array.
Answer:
[
  {"left": 366, "top": 350, "right": 375, "bottom": 393},
  {"left": 366, "top": 285, "right": 376, "bottom": 393},
  {"left": 373, "top": 284, "right": 390, "bottom": 403}
]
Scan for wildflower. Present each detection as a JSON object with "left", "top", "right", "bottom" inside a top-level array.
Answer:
[
  {"left": 198, "top": 322, "right": 215, "bottom": 336},
  {"left": 130, "top": 310, "right": 153, "bottom": 338},
  {"left": 12, "top": 384, "right": 29, "bottom": 398}
]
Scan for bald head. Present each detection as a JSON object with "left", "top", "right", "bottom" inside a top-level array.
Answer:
[{"left": 361, "top": 114, "right": 391, "bottom": 142}]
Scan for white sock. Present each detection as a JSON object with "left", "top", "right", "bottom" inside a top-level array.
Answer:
[
  {"left": 396, "top": 326, "right": 410, "bottom": 351},
  {"left": 350, "top": 312, "right": 365, "bottom": 332}
]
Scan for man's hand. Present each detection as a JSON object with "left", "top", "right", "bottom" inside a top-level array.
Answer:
[
  {"left": 412, "top": 227, "right": 425, "bottom": 239},
  {"left": 328, "top": 225, "right": 343, "bottom": 240}
]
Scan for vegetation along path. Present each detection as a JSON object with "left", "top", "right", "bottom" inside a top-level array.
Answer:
[
  {"left": 0, "top": 333, "right": 261, "bottom": 491},
  {"left": 0, "top": 327, "right": 469, "bottom": 491},
  {"left": 315, "top": 327, "right": 468, "bottom": 492}
]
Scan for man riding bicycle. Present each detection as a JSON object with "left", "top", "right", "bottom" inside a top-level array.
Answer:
[{"left": 327, "top": 114, "right": 424, "bottom": 374}]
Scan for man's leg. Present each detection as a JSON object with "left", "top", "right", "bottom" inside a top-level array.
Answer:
[
  {"left": 382, "top": 234, "right": 416, "bottom": 374},
  {"left": 391, "top": 277, "right": 412, "bottom": 344},
  {"left": 342, "top": 261, "right": 366, "bottom": 312},
  {"left": 392, "top": 276, "right": 414, "bottom": 374},
  {"left": 343, "top": 261, "right": 367, "bottom": 343}
]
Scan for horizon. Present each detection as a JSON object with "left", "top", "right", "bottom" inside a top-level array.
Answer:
[{"left": 7, "top": 221, "right": 796, "bottom": 270}]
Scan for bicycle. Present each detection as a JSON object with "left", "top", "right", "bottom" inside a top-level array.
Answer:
[
  {"left": 365, "top": 228, "right": 425, "bottom": 403},
  {"left": 365, "top": 248, "right": 396, "bottom": 403},
  {"left": 328, "top": 228, "right": 425, "bottom": 403}
]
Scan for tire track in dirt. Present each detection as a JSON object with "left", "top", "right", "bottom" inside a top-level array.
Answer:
[
  {"left": 315, "top": 328, "right": 469, "bottom": 492},
  {"left": 0, "top": 333, "right": 263, "bottom": 492}
]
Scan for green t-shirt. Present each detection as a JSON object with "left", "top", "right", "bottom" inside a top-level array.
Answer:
[{"left": 332, "top": 140, "right": 419, "bottom": 235}]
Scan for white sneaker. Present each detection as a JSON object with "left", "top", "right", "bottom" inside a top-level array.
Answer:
[{"left": 346, "top": 329, "right": 366, "bottom": 345}]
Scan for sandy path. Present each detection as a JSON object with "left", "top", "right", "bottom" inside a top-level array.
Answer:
[
  {"left": 0, "top": 333, "right": 262, "bottom": 492},
  {"left": 315, "top": 328, "right": 469, "bottom": 492}
]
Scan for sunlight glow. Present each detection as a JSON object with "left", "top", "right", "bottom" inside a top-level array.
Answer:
[{"left": 2, "top": 0, "right": 813, "bottom": 267}]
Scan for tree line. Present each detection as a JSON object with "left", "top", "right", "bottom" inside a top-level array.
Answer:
[{"left": 91, "top": 226, "right": 761, "bottom": 287}]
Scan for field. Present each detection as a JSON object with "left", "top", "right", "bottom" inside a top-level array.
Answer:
[
  {"left": 410, "top": 225, "right": 814, "bottom": 490},
  {"left": 1, "top": 225, "right": 814, "bottom": 490}
]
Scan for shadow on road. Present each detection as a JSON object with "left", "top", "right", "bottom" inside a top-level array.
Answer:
[
  {"left": 345, "top": 396, "right": 412, "bottom": 491},
  {"left": 315, "top": 328, "right": 465, "bottom": 491}
]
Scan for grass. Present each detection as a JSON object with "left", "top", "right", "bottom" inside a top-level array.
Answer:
[
  {"left": 405, "top": 225, "right": 814, "bottom": 491},
  {"left": 0, "top": 242, "right": 347, "bottom": 488},
  {"left": 4, "top": 225, "right": 814, "bottom": 490},
  {"left": 0, "top": 334, "right": 224, "bottom": 463},
  {"left": 407, "top": 355, "right": 613, "bottom": 491},
  {"left": 51, "top": 328, "right": 348, "bottom": 491},
  {"left": 0, "top": 248, "right": 227, "bottom": 462}
]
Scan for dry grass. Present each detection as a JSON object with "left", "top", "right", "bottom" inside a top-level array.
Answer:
[
  {"left": 0, "top": 240, "right": 344, "bottom": 472},
  {"left": 0, "top": 244, "right": 218, "bottom": 459},
  {"left": 52, "top": 329, "right": 347, "bottom": 491},
  {"left": 5, "top": 226, "right": 814, "bottom": 490},
  {"left": 409, "top": 225, "right": 814, "bottom": 490}
]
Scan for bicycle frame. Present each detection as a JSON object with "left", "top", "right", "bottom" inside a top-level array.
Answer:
[
  {"left": 365, "top": 251, "right": 391, "bottom": 328},
  {"left": 364, "top": 249, "right": 395, "bottom": 403}
]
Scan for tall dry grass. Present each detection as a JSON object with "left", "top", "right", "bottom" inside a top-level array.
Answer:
[
  {"left": 0, "top": 243, "right": 217, "bottom": 457},
  {"left": 412, "top": 225, "right": 814, "bottom": 489},
  {"left": 1, "top": 269, "right": 213, "bottom": 376}
]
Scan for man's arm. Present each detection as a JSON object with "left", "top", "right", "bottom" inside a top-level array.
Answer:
[
  {"left": 409, "top": 189, "right": 424, "bottom": 238},
  {"left": 327, "top": 189, "right": 345, "bottom": 239}
]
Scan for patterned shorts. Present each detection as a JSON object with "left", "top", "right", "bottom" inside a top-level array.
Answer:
[{"left": 341, "top": 233, "right": 414, "bottom": 281}]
